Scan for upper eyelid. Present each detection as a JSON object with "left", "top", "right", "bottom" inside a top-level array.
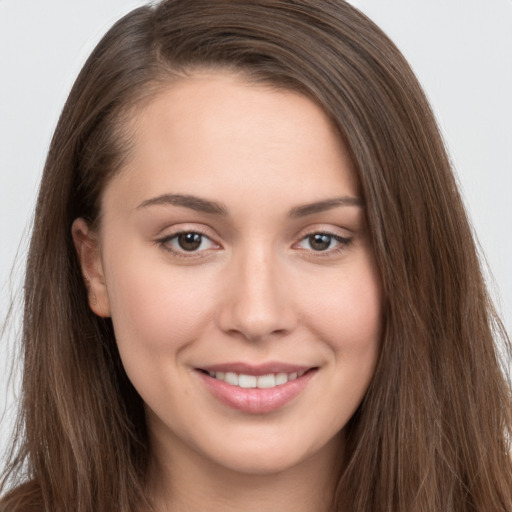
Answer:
[
  {"left": 154, "top": 224, "right": 353, "bottom": 246},
  {"left": 299, "top": 229, "right": 351, "bottom": 239},
  {"left": 156, "top": 231, "right": 221, "bottom": 259},
  {"left": 293, "top": 223, "right": 354, "bottom": 240},
  {"left": 294, "top": 232, "right": 352, "bottom": 248},
  {"left": 158, "top": 230, "right": 218, "bottom": 246},
  {"left": 156, "top": 223, "right": 218, "bottom": 240}
]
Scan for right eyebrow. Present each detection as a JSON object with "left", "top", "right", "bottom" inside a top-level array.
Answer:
[{"left": 136, "top": 193, "right": 228, "bottom": 216}]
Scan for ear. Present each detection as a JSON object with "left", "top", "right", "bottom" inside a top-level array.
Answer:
[{"left": 71, "top": 218, "right": 111, "bottom": 318}]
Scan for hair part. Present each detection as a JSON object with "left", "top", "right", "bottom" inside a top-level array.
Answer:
[{"left": 1, "top": 1, "right": 511, "bottom": 511}]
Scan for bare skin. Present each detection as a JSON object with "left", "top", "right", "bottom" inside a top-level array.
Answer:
[{"left": 73, "top": 72, "right": 382, "bottom": 511}]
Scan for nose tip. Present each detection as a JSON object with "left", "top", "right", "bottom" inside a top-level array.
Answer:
[{"left": 216, "top": 255, "right": 296, "bottom": 342}]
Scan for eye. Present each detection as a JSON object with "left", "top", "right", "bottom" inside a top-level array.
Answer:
[
  {"left": 296, "top": 232, "right": 352, "bottom": 252},
  {"left": 159, "top": 231, "right": 218, "bottom": 253}
]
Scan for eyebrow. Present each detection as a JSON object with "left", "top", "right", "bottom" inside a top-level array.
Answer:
[
  {"left": 136, "top": 193, "right": 364, "bottom": 217},
  {"left": 136, "top": 193, "right": 228, "bottom": 215},
  {"left": 288, "top": 196, "right": 364, "bottom": 217}
]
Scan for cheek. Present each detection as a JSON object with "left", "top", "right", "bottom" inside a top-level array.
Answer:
[
  {"left": 104, "top": 253, "right": 217, "bottom": 356},
  {"left": 104, "top": 257, "right": 221, "bottom": 411},
  {"left": 301, "top": 263, "right": 382, "bottom": 356},
  {"left": 304, "top": 266, "right": 382, "bottom": 423}
]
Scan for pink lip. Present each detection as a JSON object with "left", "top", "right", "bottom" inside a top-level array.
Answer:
[{"left": 196, "top": 364, "right": 318, "bottom": 414}]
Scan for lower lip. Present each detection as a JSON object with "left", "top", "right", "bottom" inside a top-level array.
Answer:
[{"left": 197, "top": 370, "right": 317, "bottom": 414}]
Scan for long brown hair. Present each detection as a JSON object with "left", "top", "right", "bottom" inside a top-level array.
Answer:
[{"left": 1, "top": 1, "right": 511, "bottom": 511}]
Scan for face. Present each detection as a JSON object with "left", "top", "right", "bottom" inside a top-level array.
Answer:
[{"left": 74, "top": 72, "right": 382, "bottom": 477}]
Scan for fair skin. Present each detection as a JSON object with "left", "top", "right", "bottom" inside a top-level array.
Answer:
[{"left": 73, "top": 72, "right": 382, "bottom": 512}]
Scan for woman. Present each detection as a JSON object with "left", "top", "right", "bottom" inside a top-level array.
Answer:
[{"left": 1, "top": 0, "right": 511, "bottom": 511}]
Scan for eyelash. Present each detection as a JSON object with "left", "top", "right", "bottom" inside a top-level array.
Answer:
[
  {"left": 295, "top": 231, "right": 353, "bottom": 256},
  {"left": 156, "top": 229, "right": 218, "bottom": 259},
  {"left": 156, "top": 230, "right": 353, "bottom": 259}
]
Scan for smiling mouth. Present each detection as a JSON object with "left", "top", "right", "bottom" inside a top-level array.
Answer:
[
  {"left": 196, "top": 366, "right": 318, "bottom": 413},
  {"left": 198, "top": 369, "right": 315, "bottom": 389}
]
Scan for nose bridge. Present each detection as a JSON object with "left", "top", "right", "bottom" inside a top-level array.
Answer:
[{"left": 217, "top": 242, "right": 295, "bottom": 341}]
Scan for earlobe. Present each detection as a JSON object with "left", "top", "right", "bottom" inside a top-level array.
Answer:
[{"left": 71, "top": 218, "right": 111, "bottom": 318}]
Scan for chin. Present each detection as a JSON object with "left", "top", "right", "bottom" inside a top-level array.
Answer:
[
  {"left": 196, "top": 429, "right": 343, "bottom": 477},
  {"left": 216, "top": 452, "right": 304, "bottom": 476}
]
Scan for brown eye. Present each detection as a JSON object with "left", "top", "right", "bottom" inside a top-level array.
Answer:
[
  {"left": 177, "top": 232, "right": 203, "bottom": 251},
  {"left": 296, "top": 232, "right": 352, "bottom": 254},
  {"left": 308, "top": 233, "right": 332, "bottom": 251},
  {"left": 159, "top": 231, "right": 218, "bottom": 254}
]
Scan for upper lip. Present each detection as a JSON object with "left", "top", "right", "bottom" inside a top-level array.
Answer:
[{"left": 197, "top": 362, "right": 316, "bottom": 376}]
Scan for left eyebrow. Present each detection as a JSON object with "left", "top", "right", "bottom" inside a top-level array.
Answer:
[{"left": 288, "top": 196, "right": 364, "bottom": 218}]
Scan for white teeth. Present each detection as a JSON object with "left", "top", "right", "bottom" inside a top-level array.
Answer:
[
  {"left": 224, "top": 372, "right": 238, "bottom": 386},
  {"left": 238, "top": 374, "right": 257, "bottom": 388},
  {"left": 275, "top": 373, "right": 288, "bottom": 385},
  {"left": 209, "top": 370, "right": 308, "bottom": 388},
  {"left": 257, "top": 374, "right": 276, "bottom": 389}
]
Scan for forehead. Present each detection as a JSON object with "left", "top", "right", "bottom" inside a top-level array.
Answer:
[{"left": 103, "top": 72, "right": 359, "bottom": 214}]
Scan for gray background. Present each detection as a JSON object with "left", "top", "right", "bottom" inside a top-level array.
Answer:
[{"left": 1, "top": 0, "right": 511, "bottom": 468}]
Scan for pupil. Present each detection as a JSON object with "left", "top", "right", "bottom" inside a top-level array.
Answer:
[
  {"left": 309, "top": 233, "right": 331, "bottom": 251},
  {"left": 178, "top": 232, "right": 202, "bottom": 251}
]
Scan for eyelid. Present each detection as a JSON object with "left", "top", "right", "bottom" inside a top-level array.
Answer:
[
  {"left": 154, "top": 223, "right": 353, "bottom": 260},
  {"left": 155, "top": 225, "right": 222, "bottom": 258},
  {"left": 292, "top": 226, "right": 354, "bottom": 256},
  {"left": 293, "top": 223, "right": 353, "bottom": 242}
]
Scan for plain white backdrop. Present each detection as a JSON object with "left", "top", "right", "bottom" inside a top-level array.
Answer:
[{"left": 1, "top": 0, "right": 511, "bottom": 468}]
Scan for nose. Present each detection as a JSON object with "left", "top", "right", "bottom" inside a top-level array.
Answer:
[{"left": 216, "top": 246, "right": 297, "bottom": 342}]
